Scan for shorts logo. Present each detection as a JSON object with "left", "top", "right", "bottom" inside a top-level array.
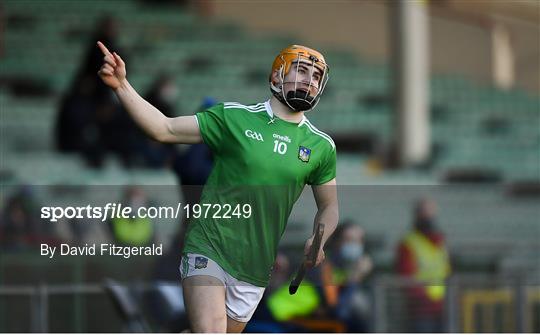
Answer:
[
  {"left": 245, "top": 129, "right": 264, "bottom": 142},
  {"left": 298, "top": 146, "right": 311, "bottom": 162},
  {"left": 182, "top": 256, "right": 189, "bottom": 277},
  {"left": 195, "top": 256, "right": 208, "bottom": 269}
]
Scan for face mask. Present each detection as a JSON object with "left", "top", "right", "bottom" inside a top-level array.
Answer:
[{"left": 340, "top": 243, "right": 363, "bottom": 263}]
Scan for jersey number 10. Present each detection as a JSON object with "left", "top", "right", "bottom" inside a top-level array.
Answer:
[{"left": 273, "top": 140, "right": 288, "bottom": 155}]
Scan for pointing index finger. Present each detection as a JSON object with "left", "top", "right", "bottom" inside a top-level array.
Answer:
[{"left": 97, "top": 41, "right": 112, "bottom": 56}]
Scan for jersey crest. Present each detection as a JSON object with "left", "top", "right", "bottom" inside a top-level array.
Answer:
[{"left": 298, "top": 146, "right": 311, "bottom": 162}]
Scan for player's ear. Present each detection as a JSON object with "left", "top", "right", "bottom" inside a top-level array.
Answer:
[{"left": 271, "top": 69, "right": 281, "bottom": 87}]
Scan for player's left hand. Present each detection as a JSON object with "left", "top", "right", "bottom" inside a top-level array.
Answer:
[{"left": 303, "top": 236, "right": 325, "bottom": 268}]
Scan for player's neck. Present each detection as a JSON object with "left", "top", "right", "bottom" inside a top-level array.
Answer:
[{"left": 270, "top": 97, "right": 304, "bottom": 123}]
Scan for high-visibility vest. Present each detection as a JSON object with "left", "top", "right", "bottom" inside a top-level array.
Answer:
[
  {"left": 404, "top": 230, "right": 450, "bottom": 301},
  {"left": 267, "top": 280, "right": 320, "bottom": 321},
  {"left": 111, "top": 217, "right": 153, "bottom": 246}
]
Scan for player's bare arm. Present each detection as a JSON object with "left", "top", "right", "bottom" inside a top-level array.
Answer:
[
  {"left": 306, "top": 178, "right": 339, "bottom": 267},
  {"left": 96, "top": 41, "right": 201, "bottom": 144}
]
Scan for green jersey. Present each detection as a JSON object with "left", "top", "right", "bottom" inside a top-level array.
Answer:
[{"left": 183, "top": 100, "right": 336, "bottom": 286}]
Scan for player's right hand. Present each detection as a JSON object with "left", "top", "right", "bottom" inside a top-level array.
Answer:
[
  {"left": 97, "top": 41, "right": 126, "bottom": 90},
  {"left": 303, "top": 236, "right": 325, "bottom": 268}
]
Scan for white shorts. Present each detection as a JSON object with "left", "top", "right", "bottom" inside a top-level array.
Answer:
[{"left": 179, "top": 253, "right": 266, "bottom": 323}]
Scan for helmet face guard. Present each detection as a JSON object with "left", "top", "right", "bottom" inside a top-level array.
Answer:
[{"left": 270, "top": 45, "right": 330, "bottom": 112}]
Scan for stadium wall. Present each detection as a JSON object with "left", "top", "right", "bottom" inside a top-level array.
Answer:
[{"left": 209, "top": 0, "right": 539, "bottom": 94}]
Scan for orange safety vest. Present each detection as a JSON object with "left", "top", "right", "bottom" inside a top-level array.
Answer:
[{"left": 404, "top": 230, "right": 450, "bottom": 301}]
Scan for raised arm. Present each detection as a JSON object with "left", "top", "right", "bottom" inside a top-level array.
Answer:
[{"left": 96, "top": 41, "right": 201, "bottom": 144}]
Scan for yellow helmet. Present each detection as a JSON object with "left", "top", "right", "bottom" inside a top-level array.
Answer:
[{"left": 269, "top": 45, "right": 330, "bottom": 112}]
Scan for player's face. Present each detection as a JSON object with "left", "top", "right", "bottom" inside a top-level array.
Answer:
[{"left": 282, "top": 61, "right": 323, "bottom": 98}]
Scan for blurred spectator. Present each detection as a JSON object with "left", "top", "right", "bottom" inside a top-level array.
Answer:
[
  {"left": 56, "top": 74, "right": 100, "bottom": 154},
  {"left": 55, "top": 74, "right": 138, "bottom": 167},
  {"left": 95, "top": 98, "right": 140, "bottom": 168},
  {"left": 136, "top": 75, "right": 181, "bottom": 169},
  {"left": 266, "top": 253, "right": 322, "bottom": 323},
  {"left": 172, "top": 97, "right": 215, "bottom": 187},
  {"left": 0, "top": 187, "right": 62, "bottom": 251},
  {"left": 144, "top": 74, "right": 179, "bottom": 119},
  {"left": 396, "top": 198, "right": 451, "bottom": 333},
  {"left": 247, "top": 252, "right": 321, "bottom": 333},
  {"left": 79, "top": 16, "right": 122, "bottom": 100},
  {"left": 320, "top": 221, "right": 373, "bottom": 332},
  {"left": 56, "top": 15, "right": 139, "bottom": 168},
  {"left": 82, "top": 16, "right": 139, "bottom": 167},
  {"left": 108, "top": 186, "right": 155, "bottom": 246}
]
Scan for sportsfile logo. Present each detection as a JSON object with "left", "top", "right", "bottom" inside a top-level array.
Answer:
[{"left": 244, "top": 129, "right": 264, "bottom": 142}]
